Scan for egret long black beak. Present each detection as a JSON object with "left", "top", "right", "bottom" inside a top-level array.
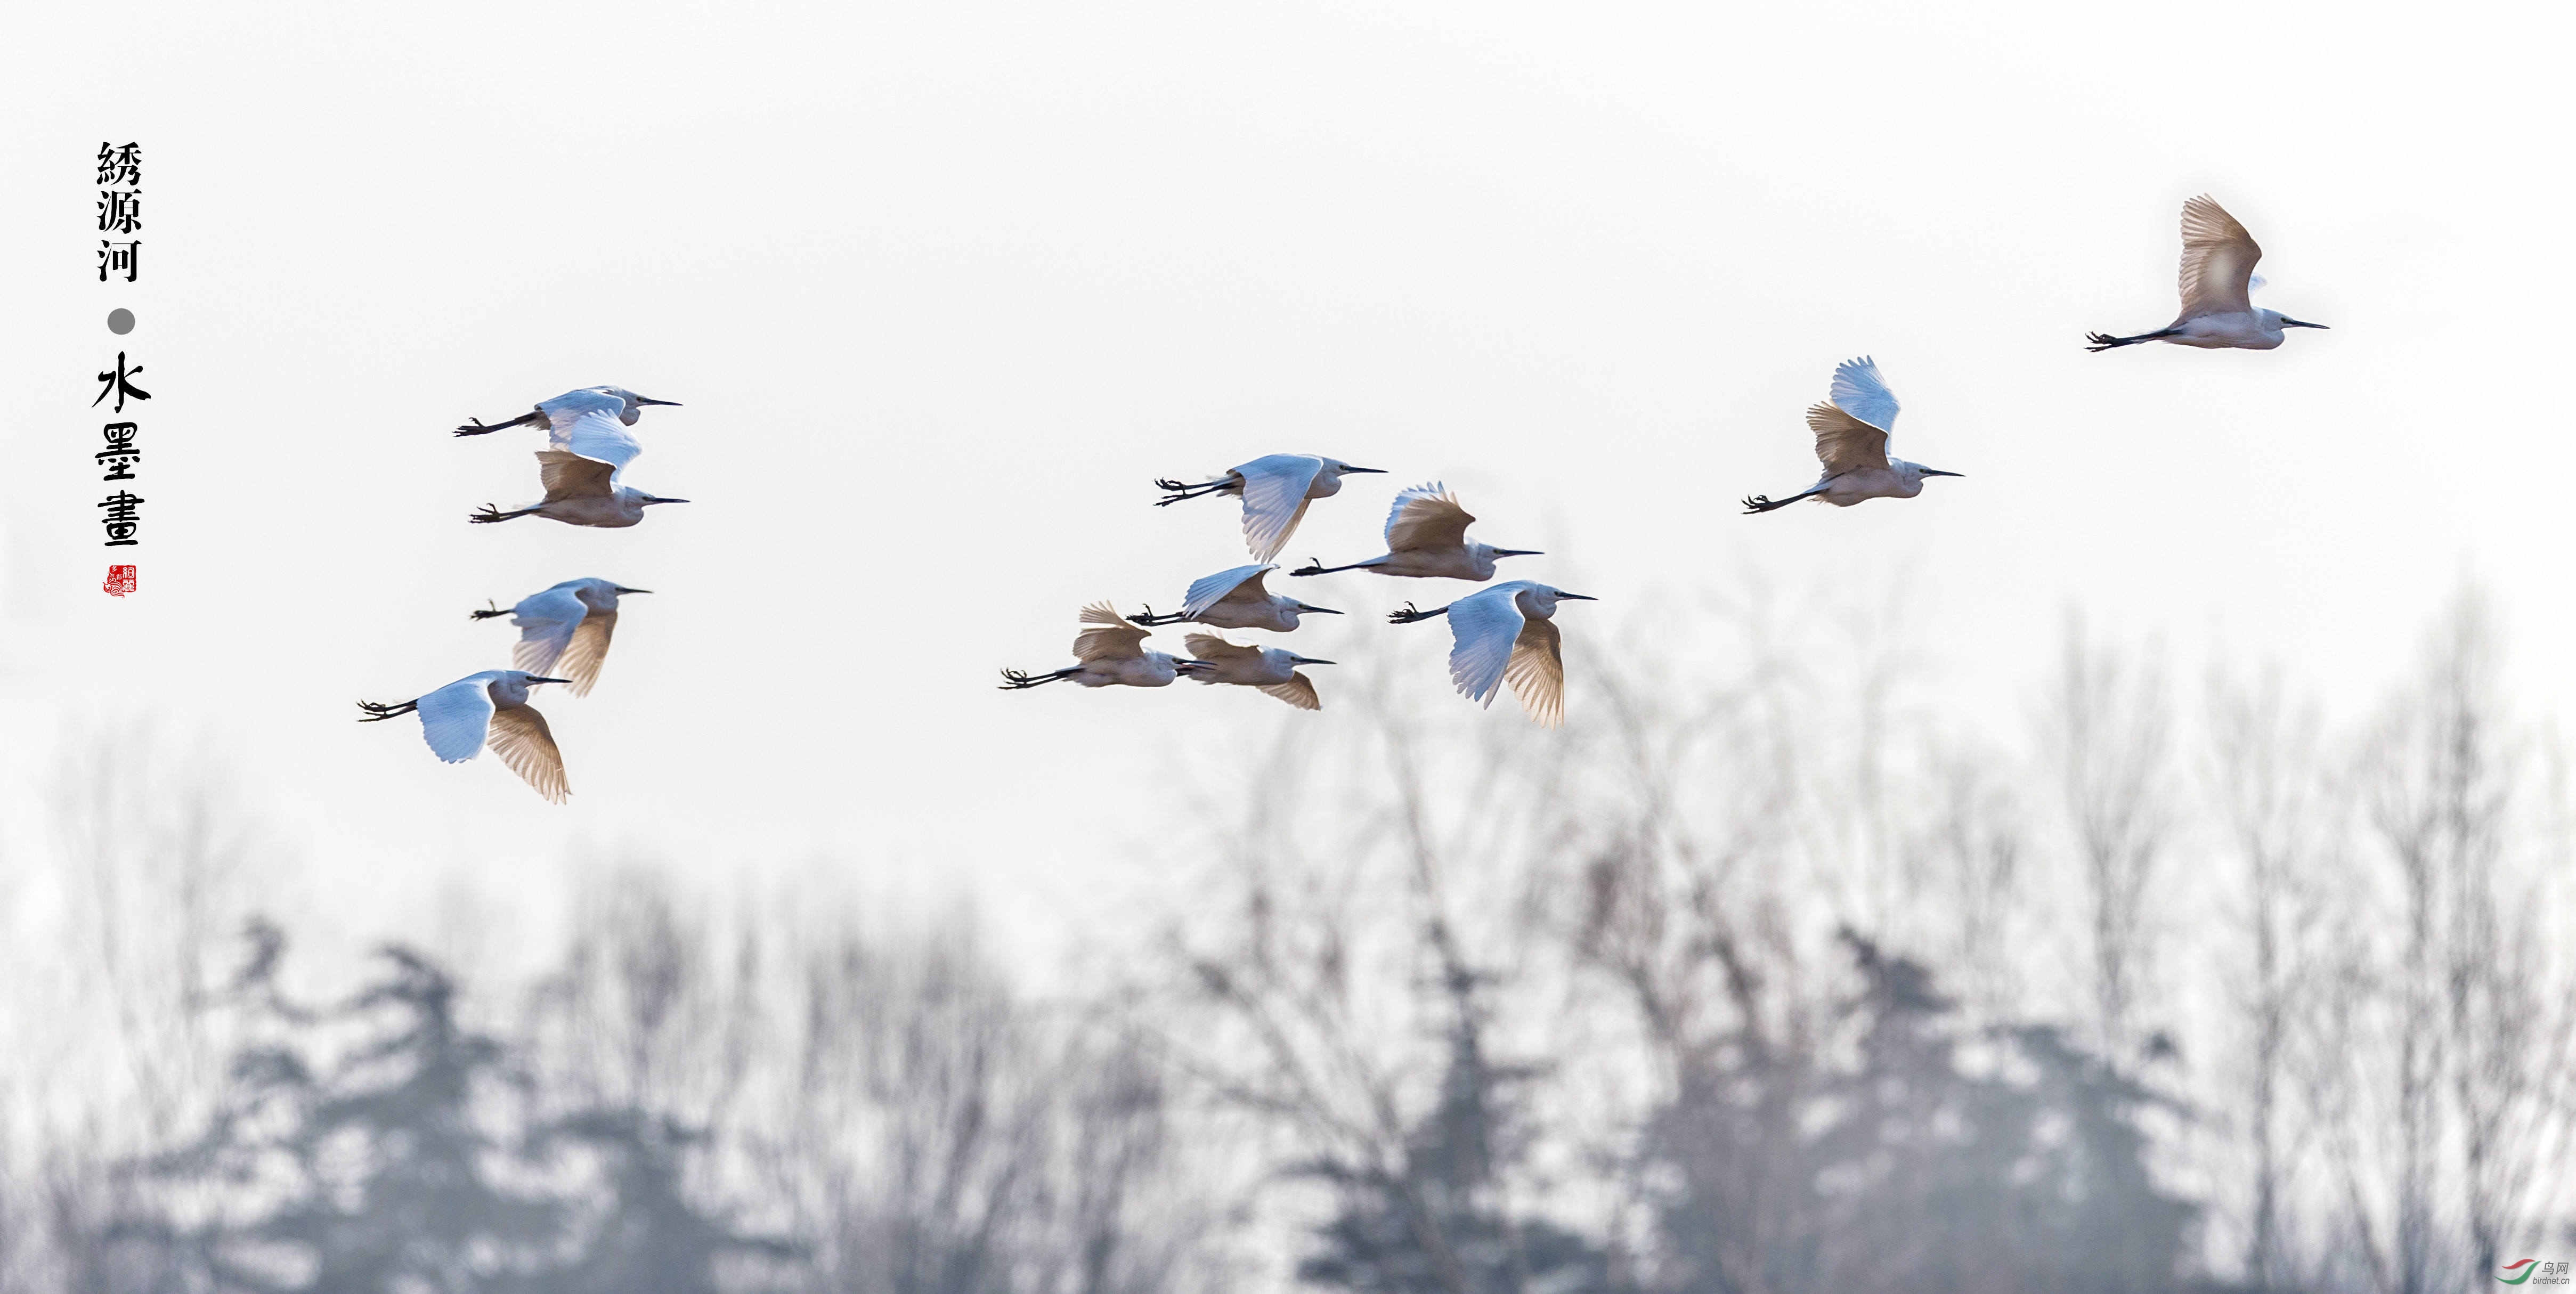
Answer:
[
  {"left": 1919, "top": 469, "right": 1964, "bottom": 478},
  {"left": 613, "top": 587, "right": 654, "bottom": 595},
  {"left": 644, "top": 497, "right": 691, "bottom": 505},
  {"left": 1490, "top": 548, "right": 1544, "bottom": 558},
  {"left": 1296, "top": 603, "right": 1343, "bottom": 615},
  {"left": 1291, "top": 656, "right": 1338, "bottom": 666},
  {"left": 527, "top": 677, "right": 574, "bottom": 685},
  {"left": 2278, "top": 317, "right": 2329, "bottom": 329},
  {"left": 1557, "top": 592, "right": 1598, "bottom": 601},
  {"left": 1341, "top": 466, "right": 1387, "bottom": 474},
  {"left": 635, "top": 397, "right": 684, "bottom": 405}
]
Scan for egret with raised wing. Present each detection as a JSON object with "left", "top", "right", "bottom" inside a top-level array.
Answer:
[
  {"left": 1742, "top": 357, "right": 1962, "bottom": 514},
  {"left": 1000, "top": 603, "right": 1210, "bottom": 690},
  {"left": 470, "top": 579, "right": 651, "bottom": 697},
  {"left": 2086, "top": 195, "right": 2327, "bottom": 351},
  {"left": 1128, "top": 564, "right": 1340, "bottom": 631},
  {"left": 1181, "top": 633, "right": 1333, "bottom": 710},
  {"left": 1155, "top": 454, "right": 1386, "bottom": 561},
  {"left": 1388, "top": 581, "right": 1594, "bottom": 727},
  {"left": 357, "top": 670, "right": 573, "bottom": 803},
  {"left": 1289, "top": 483, "right": 1540, "bottom": 581}
]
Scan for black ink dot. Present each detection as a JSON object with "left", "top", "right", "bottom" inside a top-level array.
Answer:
[{"left": 107, "top": 308, "right": 135, "bottom": 335}]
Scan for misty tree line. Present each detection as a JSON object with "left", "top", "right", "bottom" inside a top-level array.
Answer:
[{"left": 2, "top": 590, "right": 2571, "bottom": 1293}]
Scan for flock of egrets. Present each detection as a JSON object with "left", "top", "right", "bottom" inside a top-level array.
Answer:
[
  {"left": 1005, "top": 194, "right": 2322, "bottom": 731},
  {"left": 355, "top": 387, "right": 686, "bottom": 802},
  {"left": 361, "top": 195, "right": 2322, "bottom": 800}
]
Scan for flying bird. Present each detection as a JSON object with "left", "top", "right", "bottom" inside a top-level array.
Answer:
[
  {"left": 469, "top": 449, "right": 690, "bottom": 528},
  {"left": 1289, "top": 483, "right": 1540, "bottom": 581},
  {"left": 357, "top": 670, "right": 573, "bottom": 803},
  {"left": 1181, "top": 633, "right": 1334, "bottom": 710},
  {"left": 1128, "top": 564, "right": 1340, "bottom": 632},
  {"left": 999, "top": 603, "right": 1211, "bottom": 690},
  {"left": 1388, "top": 581, "right": 1595, "bottom": 727},
  {"left": 1742, "top": 357, "right": 1962, "bottom": 514},
  {"left": 1155, "top": 455, "right": 1386, "bottom": 562},
  {"left": 2086, "top": 195, "right": 2328, "bottom": 351},
  {"left": 456, "top": 386, "right": 680, "bottom": 438},
  {"left": 470, "top": 578, "right": 651, "bottom": 697}
]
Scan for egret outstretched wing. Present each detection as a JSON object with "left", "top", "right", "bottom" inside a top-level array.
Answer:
[
  {"left": 535, "top": 450, "right": 616, "bottom": 502},
  {"left": 1806, "top": 403, "right": 1891, "bottom": 477},
  {"left": 1502, "top": 616, "right": 1566, "bottom": 728},
  {"left": 1443, "top": 585, "right": 1526, "bottom": 707},
  {"left": 415, "top": 676, "right": 498, "bottom": 763},
  {"left": 1074, "top": 601, "right": 1151, "bottom": 662},
  {"left": 1385, "top": 483, "right": 1475, "bottom": 554},
  {"left": 2177, "top": 194, "right": 2261, "bottom": 319},
  {"left": 1183, "top": 565, "right": 1273, "bottom": 619},
  {"left": 1258, "top": 674, "right": 1322, "bottom": 711},
  {"left": 1827, "top": 356, "right": 1900, "bottom": 433},
  {"left": 486, "top": 704, "right": 569, "bottom": 803},
  {"left": 508, "top": 585, "right": 589, "bottom": 676},
  {"left": 1182, "top": 632, "right": 1261, "bottom": 666},
  {"left": 1234, "top": 455, "right": 1326, "bottom": 562},
  {"left": 539, "top": 389, "right": 645, "bottom": 486},
  {"left": 555, "top": 612, "right": 619, "bottom": 697}
]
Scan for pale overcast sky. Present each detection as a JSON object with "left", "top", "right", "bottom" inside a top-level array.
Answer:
[{"left": 3, "top": 1, "right": 2565, "bottom": 965}]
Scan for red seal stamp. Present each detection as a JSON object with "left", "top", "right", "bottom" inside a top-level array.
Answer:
[{"left": 103, "top": 564, "right": 136, "bottom": 597}]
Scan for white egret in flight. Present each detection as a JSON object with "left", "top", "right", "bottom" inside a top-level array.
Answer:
[
  {"left": 457, "top": 386, "right": 680, "bottom": 437},
  {"left": 469, "top": 449, "right": 689, "bottom": 528},
  {"left": 1000, "top": 603, "right": 1212, "bottom": 690},
  {"left": 1742, "top": 357, "right": 1962, "bottom": 514},
  {"left": 1128, "top": 564, "right": 1340, "bottom": 631},
  {"left": 1154, "top": 454, "right": 1386, "bottom": 561},
  {"left": 470, "top": 578, "right": 650, "bottom": 697},
  {"left": 357, "top": 670, "right": 573, "bottom": 803},
  {"left": 1388, "top": 581, "right": 1595, "bottom": 727},
  {"left": 2087, "top": 195, "right": 2328, "bottom": 351},
  {"left": 1181, "top": 633, "right": 1334, "bottom": 710},
  {"left": 1289, "top": 483, "right": 1540, "bottom": 581}
]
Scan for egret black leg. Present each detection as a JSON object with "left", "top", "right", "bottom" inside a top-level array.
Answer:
[
  {"left": 355, "top": 698, "right": 418, "bottom": 722},
  {"left": 2084, "top": 328, "right": 2180, "bottom": 352},
  {"left": 469, "top": 504, "right": 536, "bottom": 524},
  {"left": 1153, "top": 477, "right": 1232, "bottom": 506},
  {"left": 1127, "top": 606, "right": 1189, "bottom": 626},
  {"left": 998, "top": 667, "right": 1078, "bottom": 690},
  {"left": 1741, "top": 489, "right": 1820, "bottom": 515},
  {"left": 469, "top": 600, "right": 510, "bottom": 620},
  {"left": 1387, "top": 601, "right": 1451, "bottom": 625},
  {"left": 454, "top": 411, "right": 545, "bottom": 437}
]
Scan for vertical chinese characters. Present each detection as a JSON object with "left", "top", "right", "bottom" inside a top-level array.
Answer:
[{"left": 97, "top": 141, "right": 141, "bottom": 283}]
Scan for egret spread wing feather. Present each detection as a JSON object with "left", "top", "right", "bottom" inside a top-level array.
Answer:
[
  {"left": 557, "top": 408, "right": 644, "bottom": 486},
  {"left": 487, "top": 705, "right": 570, "bottom": 803},
  {"left": 508, "top": 586, "right": 588, "bottom": 676},
  {"left": 414, "top": 677, "right": 498, "bottom": 763},
  {"left": 536, "top": 450, "right": 616, "bottom": 502},
  {"left": 1183, "top": 565, "right": 1272, "bottom": 619},
  {"left": 1258, "top": 674, "right": 1322, "bottom": 711},
  {"left": 1503, "top": 616, "right": 1566, "bottom": 728},
  {"left": 1234, "top": 455, "right": 1325, "bottom": 561},
  {"left": 1443, "top": 587, "right": 1525, "bottom": 707},
  {"left": 1826, "top": 356, "right": 1900, "bottom": 433},
  {"left": 1182, "top": 633, "right": 1261, "bottom": 665},
  {"left": 1385, "top": 484, "right": 1475, "bottom": 553},
  {"left": 555, "top": 611, "right": 619, "bottom": 697},
  {"left": 1074, "top": 601, "right": 1150, "bottom": 662},
  {"left": 1807, "top": 403, "right": 1892, "bottom": 476},
  {"left": 2177, "top": 194, "right": 2262, "bottom": 319}
]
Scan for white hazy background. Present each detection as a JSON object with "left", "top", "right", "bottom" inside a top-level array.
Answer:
[{"left": 0, "top": 1, "right": 2565, "bottom": 970}]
